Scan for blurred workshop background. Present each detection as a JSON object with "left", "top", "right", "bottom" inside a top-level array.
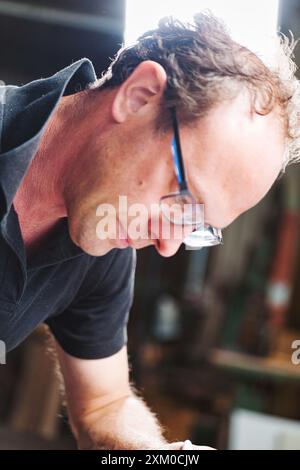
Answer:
[{"left": 1, "top": 0, "right": 300, "bottom": 450}]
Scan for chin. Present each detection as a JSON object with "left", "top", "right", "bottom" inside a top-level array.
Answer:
[
  {"left": 75, "top": 235, "right": 114, "bottom": 256},
  {"left": 68, "top": 216, "right": 114, "bottom": 256}
]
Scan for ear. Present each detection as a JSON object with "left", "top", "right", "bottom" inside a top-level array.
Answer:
[{"left": 111, "top": 60, "right": 167, "bottom": 123}]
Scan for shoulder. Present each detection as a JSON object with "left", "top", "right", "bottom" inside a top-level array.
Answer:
[
  {"left": 77, "top": 247, "right": 137, "bottom": 299},
  {"left": 89, "top": 247, "right": 136, "bottom": 283}
]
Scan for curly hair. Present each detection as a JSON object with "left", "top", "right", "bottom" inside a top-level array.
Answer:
[{"left": 93, "top": 11, "right": 300, "bottom": 166}]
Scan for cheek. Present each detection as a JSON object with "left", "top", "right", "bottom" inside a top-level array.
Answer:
[{"left": 135, "top": 170, "right": 176, "bottom": 205}]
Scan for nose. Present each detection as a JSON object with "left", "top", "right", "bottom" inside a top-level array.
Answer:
[
  {"left": 155, "top": 238, "right": 183, "bottom": 257},
  {"left": 149, "top": 215, "right": 194, "bottom": 257}
]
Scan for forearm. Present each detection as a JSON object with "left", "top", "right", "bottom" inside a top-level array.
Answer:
[
  {"left": 71, "top": 390, "right": 170, "bottom": 450},
  {"left": 55, "top": 344, "right": 179, "bottom": 450}
]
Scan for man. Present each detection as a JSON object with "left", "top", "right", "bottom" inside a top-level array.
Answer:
[{"left": 0, "top": 13, "right": 298, "bottom": 449}]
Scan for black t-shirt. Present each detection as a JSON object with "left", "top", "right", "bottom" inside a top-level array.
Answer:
[{"left": 0, "top": 59, "right": 136, "bottom": 359}]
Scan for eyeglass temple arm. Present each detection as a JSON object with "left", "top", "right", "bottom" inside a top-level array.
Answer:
[{"left": 171, "top": 108, "right": 188, "bottom": 192}]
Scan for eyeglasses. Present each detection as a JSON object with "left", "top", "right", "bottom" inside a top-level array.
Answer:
[{"left": 159, "top": 108, "right": 223, "bottom": 249}]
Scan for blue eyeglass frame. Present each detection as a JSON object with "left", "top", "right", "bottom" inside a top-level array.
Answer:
[{"left": 171, "top": 108, "right": 188, "bottom": 192}]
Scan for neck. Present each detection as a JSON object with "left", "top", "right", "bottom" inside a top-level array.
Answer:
[
  {"left": 13, "top": 86, "right": 118, "bottom": 255},
  {"left": 13, "top": 89, "right": 96, "bottom": 250}
]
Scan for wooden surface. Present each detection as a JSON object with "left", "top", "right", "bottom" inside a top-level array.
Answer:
[{"left": 210, "top": 349, "right": 300, "bottom": 383}]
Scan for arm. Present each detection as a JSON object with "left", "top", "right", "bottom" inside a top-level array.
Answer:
[
  {"left": 51, "top": 250, "right": 211, "bottom": 450},
  {"left": 56, "top": 343, "right": 177, "bottom": 450}
]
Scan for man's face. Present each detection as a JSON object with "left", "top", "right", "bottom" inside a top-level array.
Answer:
[
  {"left": 69, "top": 90, "right": 286, "bottom": 257},
  {"left": 182, "top": 91, "right": 286, "bottom": 229}
]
